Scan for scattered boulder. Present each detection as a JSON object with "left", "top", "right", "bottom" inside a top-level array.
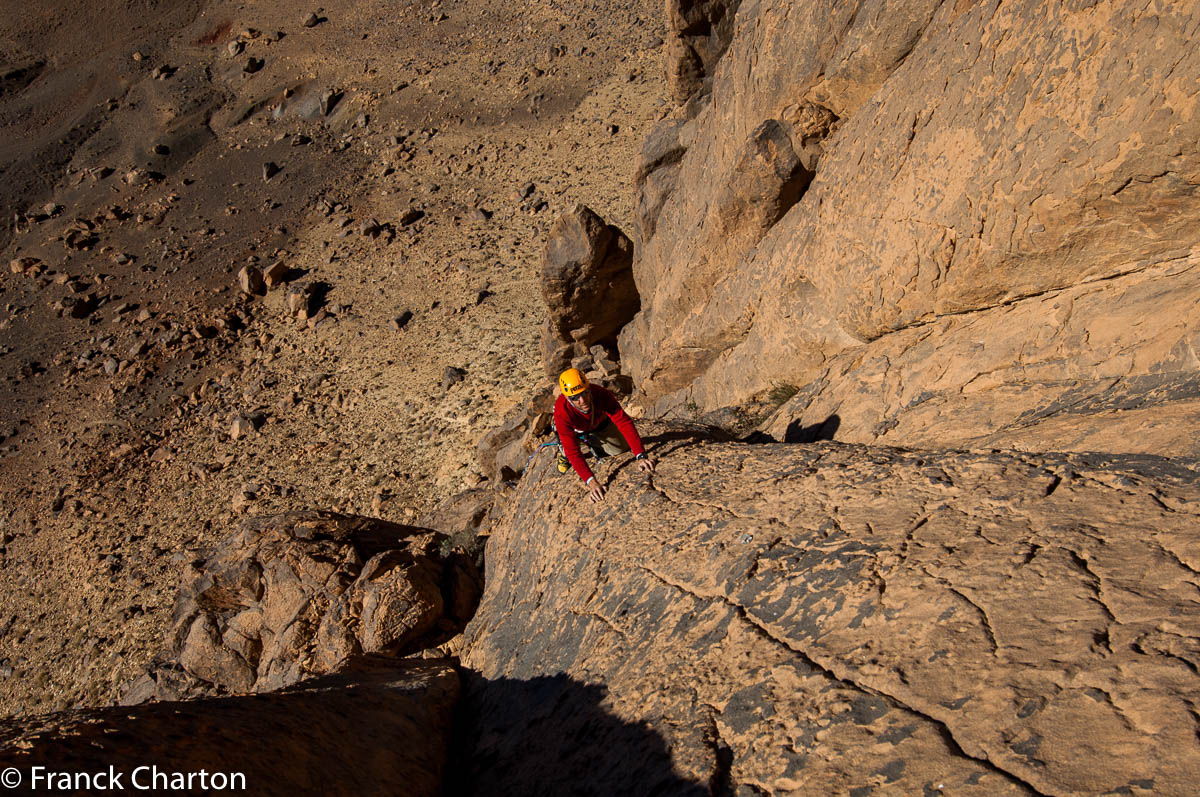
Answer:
[
  {"left": 319, "top": 88, "right": 341, "bottom": 116},
  {"left": 66, "top": 294, "right": 102, "bottom": 319},
  {"left": 441, "top": 366, "right": 467, "bottom": 391},
  {"left": 9, "top": 257, "right": 39, "bottom": 274},
  {"left": 263, "top": 261, "right": 289, "bottom": 288},
  {"left": 390, "top": 310, "right": 414, "bottom": 331},
  {"left": 399, "top": 208, "right": 425, "bottom": 227},
  {"left": 286, "top": 284, "right": 313, "bottom": 317},
  {"left": 237, "top": 265, "right": 266, "bottom": 296},
  {"left": 229, "top": 415, "right": 257, "bottom": 440},
  {"left": 158, "top": 326, "right": 184, "bottom": 348}
]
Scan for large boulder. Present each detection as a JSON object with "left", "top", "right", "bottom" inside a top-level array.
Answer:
[
  {"left": 540, "top": 205, "right": 639, "bottom": 378},
  {"left": 620, "top": 0, "right": 1200, "bottom": 456},
  {"left": 1, "top": 657, "right": 459, "bottom": 797},
  {"left": 459, "top": 424, "right": 1200, "bottom": 794},
  {"left": 125, "top": 511, "right": 480, "bottom": 701}
]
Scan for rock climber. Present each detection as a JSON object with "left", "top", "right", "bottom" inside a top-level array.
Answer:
[{"left": 554, "top": 367, "right": 654, "bottom": 503}]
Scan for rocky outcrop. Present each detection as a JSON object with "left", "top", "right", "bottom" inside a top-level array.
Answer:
[
  {"left": 124, "top": 511, "right": 480, "bottom": 702},
  {"left": 460, "top": 425, "right": 1200, "bottom": 794},
  {"left": 418, "top": 487, "right": 502, "bottom": 542},
  {"left": 623, "top": 0, "right": 1200, "bottom": 456},
  {"left": 664, "top": 0, "right": 743, "bottom": 103},
  {"left": 1, "top": 657, "right": 459, "bottom": 797},
  {"left": 475, "top": 387, "right": 556, "bottom": 483},
  {"left": 477, "top": 203, "right": 641, "bottom": 485},
  {"left": 540, "top": 205, "right": 638, "bottom": 378}
]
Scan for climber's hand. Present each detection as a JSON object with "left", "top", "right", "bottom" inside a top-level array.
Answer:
[
  {"left": 588, "top": 479, "right": 606, "bottom": 503},
  {"left": 636, "top": 455, "right": 655, "bottom": 473}
]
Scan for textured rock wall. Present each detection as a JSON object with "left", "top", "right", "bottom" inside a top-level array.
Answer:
[
  {"left": 664, "top": 0, "right": 743, "bottom": 102},
  {"left": 461, "top": 426, "right": 1200, "bottom": 795},
  {"left": 622, "top": 0, "right": 1200, "bottom": 455}
]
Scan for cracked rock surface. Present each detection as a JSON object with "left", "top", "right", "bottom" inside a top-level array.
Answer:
[{"left": 460, "top": 424, "right": 1200, "bottom": 795}]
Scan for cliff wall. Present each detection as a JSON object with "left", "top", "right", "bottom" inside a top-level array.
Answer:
[{"left": 623, "top": 0, "right": 1200, "bottom": 455}]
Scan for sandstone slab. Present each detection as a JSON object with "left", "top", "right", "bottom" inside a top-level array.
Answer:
[{"left": 462, "top": 426, "right": 1200, "bottom": 794}]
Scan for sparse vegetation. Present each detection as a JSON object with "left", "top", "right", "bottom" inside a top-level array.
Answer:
[
  {"left": 767, "top": 383, "right": 800, "bottom": 407},
  {"left": 695, "top": 383, "right": 805, "bottom": 439}
]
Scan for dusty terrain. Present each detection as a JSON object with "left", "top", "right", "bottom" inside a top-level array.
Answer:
[
  {"left": 3, "top": 1, "right": 1198, "bottom": 793},
  {"left": 0, "top": 0, "right": 667, "bottom": 715}
]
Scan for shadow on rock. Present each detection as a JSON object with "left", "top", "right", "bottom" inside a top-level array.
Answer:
[
  {"left": 744, "top": 413, "right": 840, "bottom": 444},
  {"left": 0, "top": 657, "right": 459, "bottom": 797},
  {"left": 446, "top": 671, "right": 707, "bottom": 797},
  {"left": 784, "top": 413, "right": 840, "bottom": 443}
]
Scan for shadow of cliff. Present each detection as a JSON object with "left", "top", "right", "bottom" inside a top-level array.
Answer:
[
  {"left": 445, "top": 670, "right": 708, "bottom": 797},
  {"left": 1, "top": 657, "right": 708, "bottom": 795},
  {"left": 743, "top": 413, "right": 840, "bottom": 444},
  {"left": 784, "top": 413, "right": 840, "bottom": 443},
  {"left": 0, "top": 656, "right": 457, "bottom": 797}
]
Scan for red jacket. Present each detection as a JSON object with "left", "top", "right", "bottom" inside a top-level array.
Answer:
[{"left": 553, "top": 385, "right": 645, "bottom": 483}]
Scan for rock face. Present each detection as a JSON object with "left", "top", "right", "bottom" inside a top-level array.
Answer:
[
  {"left": 540, "top": 205, "right": 638, "bottom": 377},
  {"left": 758, "top": 258, "right": 1200, "bottom": 456},
  {"left": 127, "top": 511, "right": 480, "bottom": 701},
  {"left": 0, "top": 657, "right": 459, "bottom": 797},
  {"left": 461, "top": 426, "right": 1200, "bottom": 795},
  {"left": 622, "top": 0, "right": 1200, "bottom": 456}
]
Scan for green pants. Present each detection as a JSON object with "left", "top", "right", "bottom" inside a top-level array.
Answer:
[{"left": 584, "top": 419, "right": 631, "bottom": 457}]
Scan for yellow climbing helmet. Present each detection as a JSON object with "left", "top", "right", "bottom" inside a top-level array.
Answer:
[{"left": 559, "top": 367, "right": 588, "bottom": 397}]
